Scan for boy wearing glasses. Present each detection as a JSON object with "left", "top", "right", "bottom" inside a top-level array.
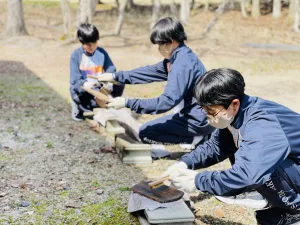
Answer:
[{"left": 163, "top": 68, "right": 300, "bottom": 225}]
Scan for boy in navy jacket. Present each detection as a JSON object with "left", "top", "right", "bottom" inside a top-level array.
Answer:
[
  {"left": 70, "top": 24, "right": 124, "bottom": 121},
  {"left": 97, "top": 17, "right": 215, "bottom": 147},
  {"left": 164, "top": 68, "right": 300, "bottom": 225}
]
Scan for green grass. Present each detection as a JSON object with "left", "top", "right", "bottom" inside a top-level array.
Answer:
[{"left": 0, "top": 196, "right": 138, "bottom": 225}]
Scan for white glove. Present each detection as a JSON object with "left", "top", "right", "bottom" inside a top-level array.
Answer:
[
  {"left": 160, "top": 161, "right": 188, "bottom": 178},
  {"left": 97, "top": 73, "right": 115, "bottom": 82},
  {"left": 169, "top": 168, "right": 198, "bottom": 194},
  {"left": 107, "top": 97, "right": 126, "bottom": 109},
  {"left": 83, "top": 80, "right": 98, "bottom": 89}
]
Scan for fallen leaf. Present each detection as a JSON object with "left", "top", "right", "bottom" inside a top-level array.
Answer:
[
  {"left": 65, "top": 203, "right": 80, "bottom": 208},
  {"left": 19, "top": 184, "right": 27, "bottom": 189},
  {"left": 100, "top": 146, "right": 116, "bottom": 154},
  {"left": 216, "top": 209, "right": 225, "bottom": 218}
]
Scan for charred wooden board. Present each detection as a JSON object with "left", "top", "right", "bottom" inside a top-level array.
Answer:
[{"left": 131, "top": 181, "right": 184, "bottom": 203}]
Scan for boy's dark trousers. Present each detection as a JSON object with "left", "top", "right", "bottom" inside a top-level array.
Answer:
[
  {"left": 256, "top": 158, "right": 300, "bottom": 211},
  {"left": 138, "top": 113, "right": 215, "bottom": 145}
]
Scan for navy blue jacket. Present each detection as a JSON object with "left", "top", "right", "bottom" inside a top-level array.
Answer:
[
  {"left": 181, "top": 95, "right": 300, "bottom": 196},
  {"left": 115, "top": 43, "right": 212, "bottom": 132}
]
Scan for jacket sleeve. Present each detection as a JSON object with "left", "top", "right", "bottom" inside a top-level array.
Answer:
[
  {"left": 194, "top": 111, "right": 290, "bottom": 196},
  {"left": 101, "top": 48, "right": 116, "bottom": 73},
  {"left": 181, "top": 129, "right": 237, "bottom": 170},
  {"left": 70, "top": 52, "right": 86, "bottom": 99},
  {"left": 114, "top": 59, "right": 169, "bottom": 84},
  {"left": 125, "top": 62, "right": 194, "bottom": 114}
]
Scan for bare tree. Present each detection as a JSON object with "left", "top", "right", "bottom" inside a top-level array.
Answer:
[
  {"left": 78, "top": 0, "right": 92, "bottom": 26},
  {"left": 127, "top": 0, "right": 135, "bottom": 10},
  {"left": 91, "top": 0, "right": 98, "bottom": 16},
  {"left": 204, "top": 0, "right": 209, "bottom": 12},
  {"left": 241, "top": 0, "right": 248, "bottom": 17},
  {"left": 180, "top": 0, "right": 190, "bottom": 24},
  {"left": 150, "top": 0, "right": 161, "bottom": 29},
  {"left": 170, "top": 0, "right": 178, "bottom": 15},
  {"left": 293, "top": 0, "right": 300, "bottom": 32},
  {"left": 5, "top": 0, "right": 28, "bottom": 38},
  {"left": 60, "top": 0, "right": 72, "bottom": 37},
  {"left": 289, "top": 0, "right": 297, "bottom": 21},
  {"left": 115, "top": 0, "right": 128, "bottom": 35},
  {"left": 272, "top": 0, "right": 281, "bottom": 18},
  {"left": 251, "top": 0, "right": 260, "bottom": 19}
]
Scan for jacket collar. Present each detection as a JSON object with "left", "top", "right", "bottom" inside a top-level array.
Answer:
[
  {"left": 231, "top": 94, "right": 257, "bottom": 129},
  {"left": 169, "top": 43, "right": 186, "bottom": 64}
]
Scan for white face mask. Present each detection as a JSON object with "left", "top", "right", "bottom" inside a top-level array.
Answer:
[{"left": 207, "top": 107, "right": 234, "bottom": 129}]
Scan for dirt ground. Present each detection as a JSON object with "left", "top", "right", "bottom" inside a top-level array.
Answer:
[{"left": 0, "top": 1, "right": 300, "bottom": 225}]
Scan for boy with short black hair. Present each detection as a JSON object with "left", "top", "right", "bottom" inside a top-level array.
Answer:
[
  {"left": 164, "top": 68, "right": 300, "bottom": 225},
  {"left": 70, "top": 23, "right": 124, "bottom": 121},
  {"left": 97, "top": 17, "right": 215, "bottom": 147}
]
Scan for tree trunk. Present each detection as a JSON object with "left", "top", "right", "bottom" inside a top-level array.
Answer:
[
  {"left": 204, "top": 0, "right": 209, "bottom": 11},
  {"left": 272, "top": 0, "right": 281, "bottom": 18},
  {"left": 229, "top": 0, "right": 234, "bottom": 9},
  {"left": 127, "top": 0, "right": 134, "bottom": 10},
  {"left": 241, "top": 0, "right": 248, "bottom": 17},
  {"left": 115, "top": 0, "right": 120, "bottom": 11},
  {"left": 78, "top": 0, "right": 92, "bottom": 26},
  {"left": 180, "top": 0, "right": 190, "bottom": 24},
  {"left": 115, "top": 0, "right": 128, "bottom": 35},
  {"left": 190, "top": 0, "right": 195, "bottom": 10},
  {"left": 60, "top": 0, "right": 72, "bottom": 37},
  {"left": 150, "top": 0, "right": 161, "bottom": 29},
  {"left": 289, "top": 0, "right": 297, "bottom": 21},
  {"left": 5, "top": 0, "right": 28, "bottom": 37},
  {"left": 91, "top": 0, "right": 98, "bottom": 16},
  {"left": 293, "top": 0, "right": 300, "bottom": 32},
  {"left": 170, "top": 0, "right": 178, "bottom": 16},
  {"left": 251, "top": 0, "right": 260, "bottom": 19}
]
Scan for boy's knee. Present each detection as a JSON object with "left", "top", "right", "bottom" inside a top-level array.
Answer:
[{"left": 138, "top": 123, "right": 148, "bottom": 140}]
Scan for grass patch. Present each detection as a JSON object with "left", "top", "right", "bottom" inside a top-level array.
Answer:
[
  {"left": 119, "top": 187, "right": 131, "bottom": 192},
  {"left": 5, "top": 196, "right": 138, "bottom": 225},
  {"left": 91, "top": 179, "right": 101, "bottom": 188}
]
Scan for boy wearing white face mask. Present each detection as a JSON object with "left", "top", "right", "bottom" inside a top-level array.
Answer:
[
  {"left": 96, "top": 17, "right": 215, "bottom": 147},
  {"left": 163, "top": 68, "right": 300, "bottom": 225}
]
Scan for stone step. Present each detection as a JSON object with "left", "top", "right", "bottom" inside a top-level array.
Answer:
[
  {"left": 106, "top": 120, "right": 125, "bottom": 135},
  {"left": 115, "top": 133, "right": 152, "bottom": 164},
  {"left": 144, "top": 201, "right": 195, "bottom": 224},
  {"left": 136, "top": 201, "right": 194, "bottom": 225}
]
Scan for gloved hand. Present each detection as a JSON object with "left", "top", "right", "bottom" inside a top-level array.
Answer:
[
  {"left": 97, "top": 73, "right": 115, "bottom": 82},
  {"left": 83, "top": 80, "right": 98, "bottom": 89},
  {"left": 107, "top": 97, "right": 126, "bottom": 109},
  {"left": 160, "top": 161, "right": 188, "bottom": 178},
  {"left": 169, "top": 168, "right": 198, "bottom": 194}
]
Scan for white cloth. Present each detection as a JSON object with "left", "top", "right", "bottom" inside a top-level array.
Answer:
[{"left": 127, "top": 192, "right": 183, "bottom": 212}]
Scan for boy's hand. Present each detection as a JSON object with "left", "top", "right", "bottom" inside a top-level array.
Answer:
[
  {"left": 160, "top": 161, "right": 188, "bottom": 178},
  {"left": 97, "top": 73, "right": 115, "bottom": 82},
  {"left": 169, "top": 168, "right": 198, "bottom": 194},
  {"left": 83, "top": 80, "right": 98, "bottom": 89},
  {"left": 107, "top": 97, "right": 126, "bottom": 109}
]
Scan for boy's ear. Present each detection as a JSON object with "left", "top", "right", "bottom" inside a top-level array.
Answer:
[{"left": 232, "top": 99, "right": 240, "bottom": 111}]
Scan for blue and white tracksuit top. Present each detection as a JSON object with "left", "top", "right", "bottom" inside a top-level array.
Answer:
[
  {"left": 69, "top": 46, "right": 116, "bottom": 102},
  {"left": 181, "top": 94, "right": 300, "bottom": 196}
]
